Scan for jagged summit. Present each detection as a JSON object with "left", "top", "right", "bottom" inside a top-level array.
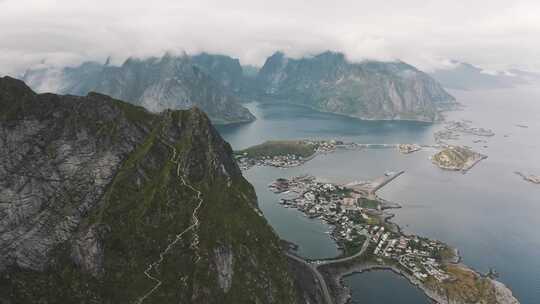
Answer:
[{"left": 0, "top": 76, "right": 35, "bottom": 96}]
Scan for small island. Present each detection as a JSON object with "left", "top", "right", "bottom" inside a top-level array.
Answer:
[
  {"left": 434, "top": 120, "right": 494, "bottom": 144},
  {"left": 235, "top": 139, "right": 442, "bottom": 171},
  {"left": 515, "top": 172, "right": 540, "bottom": 184},
  {"left": 431, "top": 146, "right": 487, "bottom": 172},
  {"left": 271, "top": 174, "right": 519, "bottom": 304},
  {"left": 234, "top": 140, "right": 340, "bottom": 170},
  {"left": 398, "top": 144, "right": 422, "bottom": 154}
]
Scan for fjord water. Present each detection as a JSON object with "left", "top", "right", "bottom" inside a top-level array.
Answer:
[
  {"left": 217, "top": 87, "right": 540, "bottom": 304},
  {"left": 344, "top": 270, "right": 431, "bottom": 304}
]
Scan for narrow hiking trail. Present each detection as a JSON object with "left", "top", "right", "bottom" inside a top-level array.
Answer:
[{"left": 135, "top": 144, "right": 204, "bottom": 304}]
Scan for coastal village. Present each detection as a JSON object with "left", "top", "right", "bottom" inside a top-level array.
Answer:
[
  {"left": 234, "top": 135, "right": 519, "bottom": 303},
  {"left": 235, "top": 140, "right": 340, "bottom": 170},
  {"left": 269, "top": 174, "right": 455, "bottom": 284},
  {"left": 229, "top": 115, "right": 523, "bottom": 303},
  {"left": 235, "top": 138, "right": 489, "bottom": 174}
]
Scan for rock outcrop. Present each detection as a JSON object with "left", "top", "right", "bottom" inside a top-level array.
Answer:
[
  {"left": 0, "top": 76, "right": 296, "bottom": 303},
  {"left": 257, "top": 51, "right": 456, "bottom": 122}
]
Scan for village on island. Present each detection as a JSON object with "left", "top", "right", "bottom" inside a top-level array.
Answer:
[
  {"left": 231, "top": 120, "right": 523, "bottom": 304},
  {"left": 234, "top": 137, "right": 488, "bottom": 174},
  {"left": 230, "top": 118, "right": 540, "bottom": 182},
  {"left": 265, "top": 170, "right": 516, "bottom": 304},
  {"left": 269, "top": 173, "right": 454, "bottom": 284}
]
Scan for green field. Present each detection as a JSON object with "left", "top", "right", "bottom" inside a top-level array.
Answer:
[
  {"left": 358, "top": 198, "right": 379, "bottom": 209},
  {"left": 342, "top": 235, "right": 367, "bottom": 257}
]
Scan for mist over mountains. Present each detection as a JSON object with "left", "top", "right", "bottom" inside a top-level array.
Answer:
[
  {"left": 256, "top": 51, "right": 455, "bottom": 122},
  {"left": 430, "top": 60, "right": 540, "bottom": 90},
  {"left": 22, "top": 51, "right": 456, "bottom": 124},
  {"left": 22, "top": 53, "right": 255, "bottom": 125}
]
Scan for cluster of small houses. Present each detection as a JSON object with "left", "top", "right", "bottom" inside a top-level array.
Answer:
[
  {"left": 270, "top": 175, "right": 452, "bottom": 283},
  {"left": 237, "top": 154, "right": 306, "bottom": 170},
  {"left": 269, "top": 176, "right": 372, "bottom": 243},
  {"left": 309, "top": 140, "right": 341, "bottom": 153},
  {"left": 370, "top": 225, "right": 451, "bottom": 282},
  {"left": 235, "top": 140, "right": 341, "bottom": 171}
]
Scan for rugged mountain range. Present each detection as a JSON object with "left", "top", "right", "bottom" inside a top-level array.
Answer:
[
  {"left": 21, "top": 51, "right": 457, "bottom": 123},
  {"left": 0, "top": 77, "right": 298, "bottom": 303},
  {"left": 22, "top": 54, "right": 255, "bottom": 125},
  {"left": 256, "top": 51, "right": 455, "bottom": 122},
  {"left": 429, "top": 60, "right": 540, "bottom": 90}
]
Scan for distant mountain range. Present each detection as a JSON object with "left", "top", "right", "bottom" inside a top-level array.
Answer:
[
  {"left": 256, "top": 52, "right": 455, "bottom": 122},
  {"left": 21, "top": 51, "right": 457, "bottom": 123},
  {"left": 429, "top": 60, "right": 540, "bottom": 90},
  {"left": 22, "top": 54, "right": 255, "bottom": 125}
]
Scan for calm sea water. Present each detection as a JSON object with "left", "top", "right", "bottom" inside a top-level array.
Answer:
[
  {"left": 217, "top": 87, "right": 540, "bottom": 304},
  {"left": 344, "top": 271, "right": 431, "bottom": 304}
]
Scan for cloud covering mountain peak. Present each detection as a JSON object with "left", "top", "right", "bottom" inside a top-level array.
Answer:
[{"left": 2, "top": 0, "right": 540, "bottom": 75}]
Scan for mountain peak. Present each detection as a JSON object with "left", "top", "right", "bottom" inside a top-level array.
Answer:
[
  {"left": 0, "top": 81, "right": 297, "bottom": 302},
  {"left": 21, "top": 55, "right": 256, "bottom": 124},
  {"left": 314, "top": 51, "right": 346, "bottom": 61},
  {"left": 257, "top": 51, "right": 455, "bottom": 121},
  {"left": 0, "top": 76, "right": 36, "bottom": 113},
  {"left": 0, "top": 76, "right": 35, "bottom": 95}
]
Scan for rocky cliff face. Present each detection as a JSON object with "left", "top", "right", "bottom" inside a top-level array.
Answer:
[
  {"left": 257, "top": 51, "right": 456, "bottom": 122},
  {"left": 0, "top": 77, "right": 296, "bottom": 303},
  {"left": 191, "top": 53, "right": 245, "bottom": 94},
  {"left": 22, "top": 54, "right": 255, "bottom": 125},
  {"left": 190, "top": 53, "right": 260, "bottom": 100}
]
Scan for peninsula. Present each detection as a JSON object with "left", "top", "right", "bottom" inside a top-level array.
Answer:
[{"left": 269, "top": 173, "right": 519, "bottom": 304}]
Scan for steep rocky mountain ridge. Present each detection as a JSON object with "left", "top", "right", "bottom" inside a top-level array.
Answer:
[
  {"left": 22, "top": 55, "right": 255, "bottom": 125},
  {"left": 257, "top": 51, "right": 456, "bottom": 122},
  {"left": 0, "top": 76, "right": 297, "bottom": 303},
  {"left": 21, "top": 51, "right": 456, "bottom": 124}
]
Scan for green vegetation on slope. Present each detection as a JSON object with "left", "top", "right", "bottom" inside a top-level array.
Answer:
[
  {"left": 432, "top": 146, "right": 485, "bottom": 171},
  {"left": 0, "top": 82, "right": 298, "bottom": 303},
  {"left": 425, "top": 265, "right": 498, "bottom": 304},
  {"left": 358, "top": 198, "right": 379, "bottom": 210}
]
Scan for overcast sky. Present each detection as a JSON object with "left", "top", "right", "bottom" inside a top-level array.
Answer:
[{"left": 1, "top": 0, "right": 540, "bottom": 75}]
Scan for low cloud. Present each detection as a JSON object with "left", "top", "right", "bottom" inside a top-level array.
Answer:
[{"left": 1, "top": 0, "right": 540, "bottom": 75}]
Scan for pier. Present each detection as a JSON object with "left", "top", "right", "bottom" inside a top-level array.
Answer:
[{"left": 345, "top": 170, "right": 405, "bottom": 197}]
